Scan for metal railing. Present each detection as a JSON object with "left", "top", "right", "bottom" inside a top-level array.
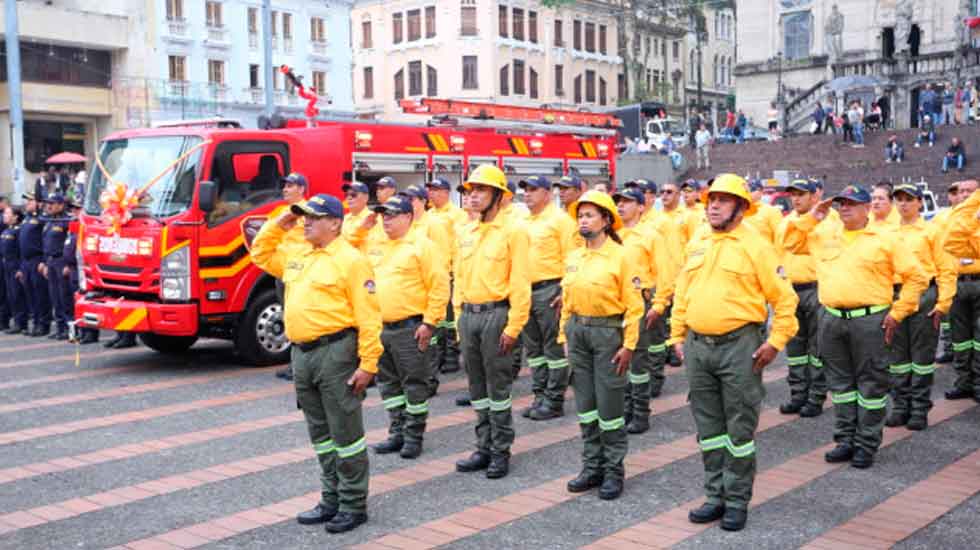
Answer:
[
  {"left": 167, "top": 16, "right": 187, "bottom": 37},
  {"left": 206, "top": 25, "right": 227, "bottom": 42}
]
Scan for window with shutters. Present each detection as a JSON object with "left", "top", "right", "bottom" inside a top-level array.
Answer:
[
  {"left": 425, "top": 6, "right": 436, "bottom": 38},
  {"left": 283, "top": 13, "right": 292, "bottom": 38},
  {"left": 248, "top": 64, "right": 259, "bottom": 88},
  {"left": 554, "top": 64, "right": 564, "bottom": 96},
  {"left": 499, "top": 5, "right": 508, "bottom": 38},
  {"left": 206, "top": 1, "right": 222, "bottom": 27},
  {"left": 462, "top": 55, "right": 478, "bottom": 89},
  {"left": 363, "top": 67, "right": 374, "bottom": 98},
  {"left": 407, "top": 9, "right": 421, "bottom": 41},
  {"left": 573, "top": 20, "right": 581, "bottom": 50},
  {"left": 271, "top": 11, "right": 278, "bottom": 37},
  {"left": 500, "top": 64, "right": 509, "bottom": 96},
  {"left": 409, "top": 60, "right": 423, "bottom": 95},
  {"left": 512, "top": 8, "right": 524, "bottom": 41},
  {"left": 313, "top": 71, "right": 326, "bottom": 94},
  {"left": 574, "top": 74, "right": 582, "bottom": 103},
  {"left": 618, "top": 73, "right": 626, "bottom": 99},
  {"left": 598, "top": 24, "right": 607, "bottom": 54},
  {"left": 585, "top": 69, "right": 595, "bottom": 102},
  {"left": 529, "top": 67, "right": 538, "bottom": 99},
  {"left": 311, "top": 17, "right": 326, "bottom": 42},
  {"left": 783, "top": 11, "right": 812, "bottom": 60},
  {"left": 529, "top": 11, "right": 538, "bottom": 43},
  {"left": 554, "top": 19, "right": 563, "bottom": 47},
  {"left": 673, "top": 41, "right": 679, "bottom": 60},
  {"left": 427, "top": 65, "right": 437, "bottom": 96},
  {"left": 362, "top": 19, "right": 373, "bottom": 48},
  {"left": 208, "top": 59, "right": 225, "bottom": 86},
  {"left": 599, "top": 77, "right": 607, "bottom": 105},
  {"left": 393, "top": 13, "right": 403, "bottom": 44},
  {"left": 166, "top": 0, "right": 182, "bottom": 19},
  {"left": 168, "top": 55, "right": 186, "bottom": 81},
  {"left": 394, "top": 69, "right": 404, "bottom": 100},
  {"left": 585, "top": 22, "right": 595, "bottom": 52},
  {"left": 513, "top": 59, "right": 525, "bottom": 95},
  {"left": 247, "top": 7, "right": 257, "bottom": 32},
  {"left": 461, "top": 5, "right": 477, "bottom": 36}
]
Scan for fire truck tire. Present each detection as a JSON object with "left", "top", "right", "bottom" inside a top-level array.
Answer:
[
  {"left": 236, "top": 288, "right": 291, "bottom": 366},
  {"left": 138, "top": 334, "right": 198, "bottom": 354}
]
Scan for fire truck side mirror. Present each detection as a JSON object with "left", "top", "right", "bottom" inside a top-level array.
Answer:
[{"left": 198, "top": 181, "right": 218, "bottom": 213}]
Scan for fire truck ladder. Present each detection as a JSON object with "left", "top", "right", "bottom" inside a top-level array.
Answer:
[{"left": 399, "top": 98, "right": 622, "bottom": 129}]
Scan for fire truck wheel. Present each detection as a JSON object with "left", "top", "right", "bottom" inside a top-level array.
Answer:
[
  {"left": 237, "top": 288, "right": 290, "bottom": 366},
  {"left": 138, "top": 334, "right": 198, "bottom": 354}
]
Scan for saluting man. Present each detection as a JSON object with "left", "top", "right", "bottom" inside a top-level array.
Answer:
[
  {"left": 670, "top": 174, "right": 798, "bottom": 532},
  {"left": 783, "top": 184, "right": 928, "bottom": 470},
  {"left": 453, "top": 164, "right": 531, "bottom": 480},
  {"left": 518, "top": 175, "right": 576, "bottom": 421},
  {"left": 251, "top": 193, "right": 382, "bottom": 534},
  {"left": 367, "top": 195, "right": 450, "bottom": 459}
]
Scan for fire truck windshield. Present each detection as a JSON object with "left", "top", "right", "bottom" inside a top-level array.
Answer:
[{"left": 84, "top": 136, "right": 203, "bottom": 219}]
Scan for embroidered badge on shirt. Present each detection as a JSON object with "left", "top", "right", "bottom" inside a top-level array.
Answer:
[{"left": 364, "top": 280, "right": 377, "bottom": 294}]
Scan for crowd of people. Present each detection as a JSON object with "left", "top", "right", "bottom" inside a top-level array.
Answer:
[{"left": 246, "top": 164, "right": 980, "bottom": 536}]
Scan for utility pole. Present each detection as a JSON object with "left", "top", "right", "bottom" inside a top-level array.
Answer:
[
  {"left": 5, "top": 0, "right": 25, "bottom": 200},
  {"left": 262, "top": 0, "right": 274, "bottom": 117}
]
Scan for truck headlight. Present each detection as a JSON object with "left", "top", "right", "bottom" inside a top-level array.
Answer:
[{"left": 160, "top": 246, "right": 191, "bottom": 301}]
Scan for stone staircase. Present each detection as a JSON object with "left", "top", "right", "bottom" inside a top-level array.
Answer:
[{"left": 685, "top": 124, "right": 979, "bottom": 202}]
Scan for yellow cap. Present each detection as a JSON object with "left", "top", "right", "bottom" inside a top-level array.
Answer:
[
  {"left": 463, "top": 164, "right": 511, "bottom": 196},
  {"left": 570, "top": 189, "right": 624, "bottom": 231},
  {"left": 701, "top": 173, "right": 757, "bottom": 216}
]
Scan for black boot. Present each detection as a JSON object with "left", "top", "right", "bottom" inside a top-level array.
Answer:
[
  {"left": 79, "top": 331, "right": 99, "bottom": 344},
  {"left": 626, "top": 415, "right": 649, "bottom": 435},
  {"left": 47, "top": 331, "right": 60, "bottom": 339},
  {"left": 598, "top": 478, "right": 623, "bottom": 500},
  {"left": 885, "top": 410, "right": 909, "bottom": 427},
  {"left": 455, "top": 396, "right": 471, "bottom": 407},
  {"left": 850, "top": 448, "right": 874, "bottom": 469},
  {"left": 486, "top": 454, "right": 509, "bottom": 479},
  {"left": 5, "top": 326, "right": 25, "bottom": 335},
  {"left": 455, "top": 451, "right": 491, "bottom": 472},
  {"left": 779, "top": 398, "right": 805, "bottom": 414},
  {"left": 528, "top": 403, "right": 563, "bottom": 421},
  {"left": 372, "top": 435, "right": 404, "bottom": 455},
  {"left": 945, "top": 387, "right": 973, "bottom": 400},
  {"left": 824, "top": 444, "right": 854, "bottom": 463},
  {"left": 296, "top": 503, "right": 337, "bottom": 525},
  {"left": 720, "top": 508, "right": 747, "bottom": 531},
  {"left": 521, "top": 397, "right": 542, "bottom": 418},
  {"left": 566, "top": 470, "right": 603, "bottom": 493},
  {"left": 906, "top": 415, "right": 928, "bottom": 431},
  {"left": 799, "top": 402, "right": 823, "bottom": 418},
  {"left": 324, "top": 511, "right": 367, "bottom": 534},
  {"left": 400, "top": 441, "right": 422, "bottom": 459},
  {"left": 688, "top": 502, "right": 725, "bottom": 524}
]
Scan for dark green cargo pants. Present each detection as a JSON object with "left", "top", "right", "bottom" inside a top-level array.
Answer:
[
  {"left": 820, "top": 307, "right": 890, "bottom": 454},
  {"left": 566, "top": 315, "right": 628, "bottom": 481},
  {"left": 889, "top": 285, "right": 938, "bottom": 420},
  {"left": 292, "top": 331, "right": 369, "bottom": 514},
  {"left": 378, "top": 319, "right": 430, "bottom": 444},
  {"left": 685, "top": 323, "right": 765, "bottom": 510},
  {"left": 459, "top": 304, "right": 515, "bottom": 456},
  {"left": 430, "top": 280, "right": 461, "bottom": 373},
  {"left": 785, "top": 286, "right": 827, "bottom": 407},
  {"left": 625, "top": 294, "right": 667, "bottom": 419},
  {"left": 950, "top": 278, "right": 980, "bottom": 394},
  {"left": 522, "top": 282, "right": 569, "bottom": 410}
]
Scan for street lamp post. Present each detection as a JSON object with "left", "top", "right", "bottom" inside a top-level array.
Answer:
[{"left": 771, "top": 51, "right": 784, "bottom": 104}]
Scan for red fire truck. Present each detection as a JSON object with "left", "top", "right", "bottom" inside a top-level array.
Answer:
[{"left": 75, "top": 100, "right": 618, "bottom": 365}]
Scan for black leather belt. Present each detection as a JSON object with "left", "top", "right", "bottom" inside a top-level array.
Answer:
[
  {"left": 295, "top": 328, "right": 355, "bottom": 352},
  {"left": 383, "top": 315, "right": 423, "bottom": 331},
  {"left": 531, "top": 279, "right": 560, "bottom": 291},
  {"left": 570, "top": 314, "right": 623, "bottom": 328},
  {"left": 959, "top": 273, "right": 980, "bottom": 283},
  {"left": 690, "top": 323, "right": 762, "bottom": 346},
  {"left": 792, "top": 282, "right": 817, "bottom": 292},
  {"left": 462, "top": 300, "right": 509, "bottom": 314},
  {"left": 895, "top": 279, "right": 937, "bottom": 293}
]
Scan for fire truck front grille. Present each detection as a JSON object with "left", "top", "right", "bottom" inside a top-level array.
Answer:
[
  {"left": 99, "top": 264, "right": 143, "bottom": 275},
  {"left": 102, "top": 277, "right": 142, "bottom": 289}
]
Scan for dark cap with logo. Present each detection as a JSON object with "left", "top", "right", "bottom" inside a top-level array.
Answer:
[
  {"left": 626, "top": 179, "right": 658, "bottom": 194},
  {"left": 832, "top": 184, "right": 872, "bottom": 204},
  {"left": 681, "top": 179, "right": 701, "bottom": 191},
  {"left": 612, "top": 188, "right": 645, "bottom": 206},
  {"left": 290, "top": 193, "right": 344, "bottom": 218},
  {"left": 341, "top": 182, "right": 369, "bottom": 195},
  {"left": 42, "top": 193, "right": 66, "bottom": 204},
  {"left": 426, "top": 178, "right": 451, "bottom": 190},
  {"left": 281, "top": 172, "right": 309, "bottom": 187},
  {"left": 519, "top": 175, "right": 551, "bottom": 190},
  {"left": 372, "top": 195, "right": 414, "bottom": 215},
  {"left": 377, "top": 176, "right": 398, "bottom": 188},
  {"left": 787, "top": 179, "right": 816, "bottom": 193},
  {"left": 554, "top": 175, "right": 583, "bottom": 189},
  {"left": 892, "top": 183, "right": 923, "bottom": 199},
  {"left": 400, "top": 184, "right": 428, "bottom": 201}
]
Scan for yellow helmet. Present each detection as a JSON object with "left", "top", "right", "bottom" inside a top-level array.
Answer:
[
  {"left": 463, "top": 164, "right": 511, "bottom": 196},
  {"left": 702, "top": 173, "right": 757, "bottom": 216},
  {"left": 570, "top": 190, "right": 624, "bottom": 231}
]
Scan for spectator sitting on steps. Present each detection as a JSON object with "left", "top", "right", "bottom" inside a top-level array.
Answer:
[
  {"left": 942, "top": 137, "right": 966, "bottom": 173},
  {"left": 915, "top": 115, "right": 936, "bottom": 147},
  {"left": 885, "top": 136, "right": 905, "bottom": 163}
]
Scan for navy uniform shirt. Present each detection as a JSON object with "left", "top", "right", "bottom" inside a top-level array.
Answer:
[
  {"left": 42, "top": 215, "right": 69, "bottom": 259},
  {"left": 18, "top": 213, "right": 43, "bottom": 260},
  {"left": 1, "top": 224, "right": 20, "bottom": 262}
]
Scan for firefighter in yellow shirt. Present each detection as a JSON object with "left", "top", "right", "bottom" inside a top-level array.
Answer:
[
  {"left": 560, "top": 190, "right": 643, "bottom": 501},
  {"left": 344, "top": 176, "right": 399, "bottom": 251},
  {"left": 554, "top": 175, "right": 586, "bottom": 215},
  {"left": 517, "top": 175, "right": 576, "bottom": 421},
  {"left": 426, "top": 178, "right": 466, "bottom": 376},
  {"left": 669, "top": 174, "right": 798, "bottom": 532},
  {"left": 625, "top": 179, "right": 659, "bottom": 226},
  {"left": 783, "top": 184, "right": 928, "bottom": 470},
  {"left": 271, "top": 173, "right": 309, "bottom": 381},
  {"left": 869, "top": 181, "right": 901, "bottom": 228},
  {"left": 885, "top": 183, "right": 956, "bottom": 431},
  {"left": 776, "top": 179, "right": 827, "bottom": 418},
  {"left": 613, "top": 187, "right": 674, "bottom": 434},
  {"left": 931, "top": 181, "right": 962, "bottom": 365},
  {"left": 453, "top": 164, "right": 531, "bottom": 479},
  {"left": 341, "top": 181, "right": 372, "bottom": 244},
  {"left": 251, "top": 193, "right": 382, "bottom": 534},
  {"left": 745, "top": 179, "right": 785, "bottom": 246},
  {"left": 365, "top": 195, "right": 450, "bottom": 459},
  {"left": 940, "top": 179, "right": 980, "bottom": 400}
]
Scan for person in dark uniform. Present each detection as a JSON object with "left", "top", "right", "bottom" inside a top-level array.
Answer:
[
  {"left": 63, "top": 201, "right": 98, "bottom": 344},
  {"left": 17, "top": 192, "right": 49, "bottom": 337},
  {"left": 0, "top": 195, "right": 9, "bottom": 331},
  {"left": 1, "top": 206, "right": 27, "bottom": 334},
  {"left": 40, "top": 194, "right": 70, "bottom": 340}
]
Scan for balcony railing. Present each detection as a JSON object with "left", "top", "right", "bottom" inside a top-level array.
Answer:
[
  {"left": 166, "top": 16, "right": 188, "bottom": 37},
  {"left": 166, "top": 80, "right": 190, "bottom": 97},
  {"left": 312, "top": 41, "right": 328, "bottom": 55},
  {"left": 283, "top": 37, "right": 294, "bottom": 53},
  {"left": 248, "top": 32, "right": 258, "bottom": 49},
  {"left": 244, "top": 87, "right": 264, "bottom": 103},
  {"left": 460, "top": 26, "right": 478, "bottom": 37},
  {"left": 206, "top": 25, "right": 227, "bottom": 42},
  {"left": 208, "top": 85, "right": 230, "bottom": 102}
]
